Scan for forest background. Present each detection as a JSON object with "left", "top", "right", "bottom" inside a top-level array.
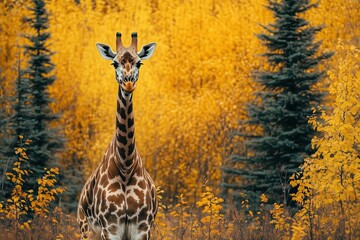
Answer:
[{"left": 0, "top": 0, "right": 359, "bottom": 239}]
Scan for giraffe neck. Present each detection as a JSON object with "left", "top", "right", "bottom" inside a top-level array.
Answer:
[{"left": 115, "top": 85, "right": 136, "bottom": 167}]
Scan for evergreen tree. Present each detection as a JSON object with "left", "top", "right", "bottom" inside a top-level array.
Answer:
[
  {"left": 0, "top": 56, "right": 35, "bottom": 200},
  {"left": 22, "top": 0, "right": 63, "bottom": 186},
  {"left": 223, "top": 0, "right": 333, "bottom": 207},
  {"left": 0, "top": 68, "right": 12, "bottom": 200},
  {"left": 0, "top": 68, "right": 8, "bottom": 166}
]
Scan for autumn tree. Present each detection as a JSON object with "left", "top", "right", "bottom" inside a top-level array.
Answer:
[
  {"left": 21, "top": 0, "right": 63, "bottom": 185},
  {"left": 291, "top": 42, "right": 360, "bottom": 239},
  {"left": 224, "top": 0, "right": 333, "bottom": 206},
  {"left": 0, "top": 137, "right": 65, "bottom": 238}
]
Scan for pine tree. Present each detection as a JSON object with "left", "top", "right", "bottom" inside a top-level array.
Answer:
[
  {"left": 0, "top": 69, "right": 8, "bottom": 169},
  {"left": 223, "top": 0, "right": 333, "bottom": 207},
  {"left": 0, "top": 55, "right": 35, "bottom": 201},
  {"left": 0, "top": 68, "right": 13, "bottom": 200},
  {"left": 22, "top": 0, "right": 63, "bottom": 185}
]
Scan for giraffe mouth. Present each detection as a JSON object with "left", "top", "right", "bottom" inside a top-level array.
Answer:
[{"left": 121, "top": 81, "right": 136, "bottom": 93}]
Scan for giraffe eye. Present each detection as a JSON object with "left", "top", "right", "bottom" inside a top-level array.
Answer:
[
  {"left": 112, "top": 62, "right": 119, "bottom": 68},
  {"left": 136, "top": 62, "right": 143, "bottom": 69}
]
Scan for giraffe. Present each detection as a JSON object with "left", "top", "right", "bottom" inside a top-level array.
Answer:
[{"left": 77, "top": 32, "right": 158, "bottom": 240}]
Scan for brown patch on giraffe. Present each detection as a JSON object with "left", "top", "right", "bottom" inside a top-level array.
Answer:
[
  {"left": 122, "top": 52, "right": 135, "bottom": 65},
  {"left": 146, "top": 191, "right": 152, "bottom": 208},
  {"left": 100, "top": 176, "right": 109, "bottom": 187},
  {"left": 138, "top": 222, "right": 149, "bottom": 232},
  {"left": 86, "top": 208, "right": 92, "bottom": 217},
  {"left": 104, "top": 210, "right": 118, "bottom": 224},
  {"left": 99, "top": 214, "right": 107, "bottom": 227},
  {"left": 108, "top": 160, "right": 121, "bottom": 178},
  {"left": 109, "top": 203, "right": 117, "bottom": 213},
  {"left": 108, "top": 194, "right": 125, "bottom": 205},
  {"left": 86, "top": 183, "right": 94, "bottom": 205},
  {"left": 118, "top": 213, "right": 127, "bottom": 220},
  {"left": 78, "top": 207, "right": 87, "bottom": 221},
  {"left": 99, "top": 191, "right": 107, "bottom": 212},
  {"left": 127, "top": 177, "right": 137, "bottom": 186},
  {"left": 138, "top": 179, "right": 146, "bottom": 189},
  {"left": 116, "top": 210, "right": 126, "bottom": 218},
  {"left": 107, "top": 224, "right": 118, "bottom": 234},
  {"left": 96, "top": 189, "right": 102, "bottom": 202},
  {"left": 108, "top": 182, "right": 121, "bottom": 193},
  {"left": 151, "top": 187, "right": 156, "bottom": 200},
  {"left": 126, "top": 196, "right": 141, "bottom": 216},
  {"left": 100, "top": 201, "right": 107, "bottom": 213},
  {"left": 138, "top": 207, "right": 148, "bottom": 222},
  {"left": 147, "top": 214, "right": 153, "bottom": 223},
  {"left": 134, "top": 189, "right": 145, "bottom": 202},
  {"left": 152, "top": 198, "right": 158, "bottom": 215}
]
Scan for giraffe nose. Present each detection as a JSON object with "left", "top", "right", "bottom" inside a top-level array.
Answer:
[{"left": 121, "top": 81, "right": 136, "bottom": 93}]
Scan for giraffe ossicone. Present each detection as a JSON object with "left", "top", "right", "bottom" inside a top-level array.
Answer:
[{"left": 77, "top": 32, "right": 158, "bottom": 240}]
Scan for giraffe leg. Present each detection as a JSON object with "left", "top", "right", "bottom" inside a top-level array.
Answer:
[
  {"left": 77, "top": 207, "right": 94, "bottom": 240},
  {"left": 131, "top": 233, "right": 149, "bottom": 240},
  {"left": 100, "top": 229, "right": 122, "bottom": 240},
  {"left": 128, "top": 223, "right": 150, "bottom": 240},
  {"left": 98, "top": 212, "right": 126, "bottom": 240}
]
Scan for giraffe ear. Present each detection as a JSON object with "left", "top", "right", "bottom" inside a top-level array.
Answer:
[
  {"left": 96, "top": 43, "right": 116, "bottom": 60},
  {"left": 138, "top": 43, "right": 156, "bottom": 60}
]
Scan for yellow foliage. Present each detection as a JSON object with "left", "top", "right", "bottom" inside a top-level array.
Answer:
[
  {"left": 260, "top": 193, "right": 268, "bottom": 203},
  {"left": 153, "top": 186, "right": 173, "bottom": 238},
  {"left": 154, "top": 185, "right": 236, "bottom": 239},
  {"left": 0, "top": 138, "right": 65, "bottom": 234},
  {"left": 196, "top": 185, "right": 229, "bottom": 239},
  {"left": 270, "top": 203, "right": 292, "bottom": 239},
  {"left": 291, "top": 42, "right": 360, "bottom": 239}
]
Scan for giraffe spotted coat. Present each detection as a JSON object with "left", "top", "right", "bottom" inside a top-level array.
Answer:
[
  {"left": 77, "top": 32, "right": 158, "bottom": 240},
  {"left": 77, "top": 136, "right": 157, "bottom": 239}
]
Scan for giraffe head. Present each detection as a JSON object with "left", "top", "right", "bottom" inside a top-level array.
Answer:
[{"left": 96, "top": 32, "right": 156, "bottom": 93}]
